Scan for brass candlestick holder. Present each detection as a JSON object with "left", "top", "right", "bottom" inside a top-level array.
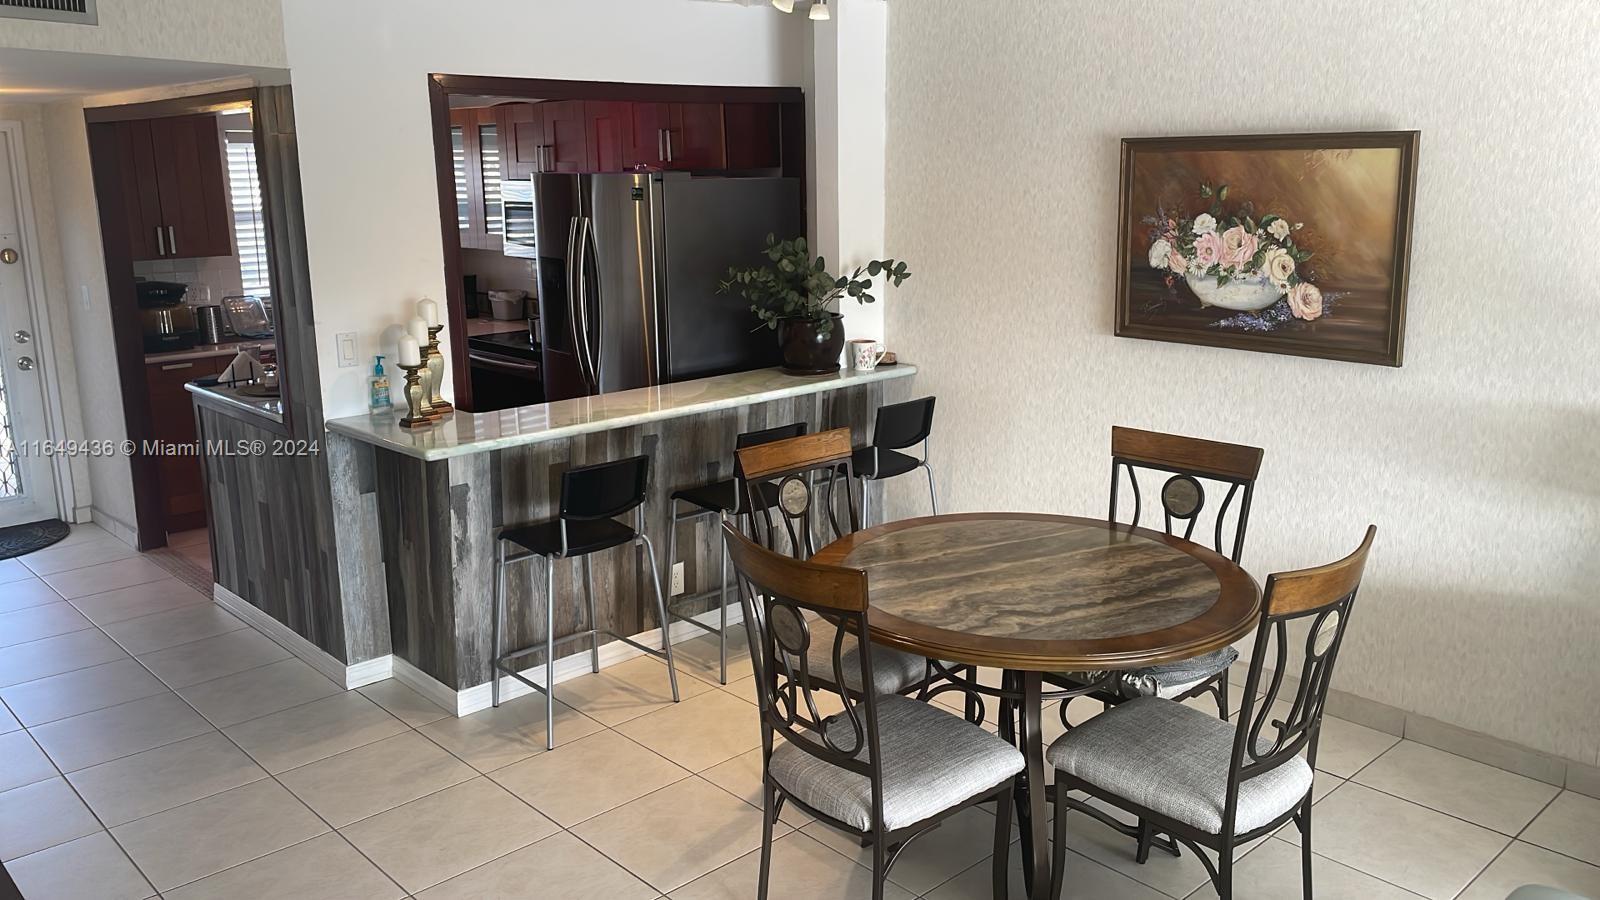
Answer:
[
  {"left": 425, "top": 324, "right": 454, "bottom": 415},
  {"left": 397, "top": 362, "right": 432, "bottom": 429}
]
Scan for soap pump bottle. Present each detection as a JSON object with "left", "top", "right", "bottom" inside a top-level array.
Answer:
[{"left": 368, "top": 356, "right": 393, "bottom": 412}]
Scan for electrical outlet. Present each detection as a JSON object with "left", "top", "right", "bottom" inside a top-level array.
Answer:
[
  {"left": 670, "top": 561, "right": 685, "bottom": 596},
  {"left": 336, "top": 332, "right": 359, "bottom": 367}
]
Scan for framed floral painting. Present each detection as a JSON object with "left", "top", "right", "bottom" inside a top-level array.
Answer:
[{"left": 1114, "top": 131, "right": 1419, "bottom": 366}]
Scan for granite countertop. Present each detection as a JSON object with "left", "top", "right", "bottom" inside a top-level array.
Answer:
[
  {"left": 185, "top": 381, "right": 285, "bottom": 423},
  {"left": 146, "top": 340, "right": 275, "bottom": 365},
  {"left": 325, "top": 364, "right": 917, "bottom": 461}
]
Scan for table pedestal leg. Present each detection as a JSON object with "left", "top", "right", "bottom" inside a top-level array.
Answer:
[{"left": 999, "top": 670, "right": 1051, "bottom": 900}]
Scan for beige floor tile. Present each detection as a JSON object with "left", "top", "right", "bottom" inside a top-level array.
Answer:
[
  {"left": 102, "top": 603, "right": 244, "bottom": 656},
  {"left": 0, "top": 627, "right": 127, "bottom": 688},
  {"left": 1280, "top": 782, "right": 1507, "bottom": 899},
  {"left": 112, "top": 778, "right": 329, "bottom": 890},
  {"left": 0, "top": 577, "right": 63, "bottom": 614},
  {"left": 30, "top": 692, "right": 215, "bottom": 772},
  {"left": 0, "top": 777, "right": 102, "bottom": 860},
  {"left": 1457, "top": 840, "right": 1600, "bottom": 900},
  {"left": 674, "top": 633, "right": 756, "bottom": 686},
  {"left": 0, "top": 701, "right": 16, "bottom": 734},
  {"left": 615, "top": 688, "right": 760, "bottom": 772},
  {"left": 1353, "top": 740, "right": 1560, "bottom": 835},
  {"left": 418, "top": 829, "right": 657, "bottom": 900},
  {"left": 40, "top": 557, "right": 171, "bottom": 600},
  {"left": 49, "top": 523, "right": 114, "bottom": 548},
  {"left": 138, "top": 627, "right": 290, "bottom": 689},
  {"left": 674, "top": 830, "right": 914, "bottom": 900},
  {"left": 69, "top": 578, "right": 208, "bottom": 626},
  {"left": 21, "top": 538, "right": 140, "bottom": 576},
  {"left": 224, "top": 690, "right": 406, "bottom": 773},
  {"left": 0, "top": 728, "right": 56, "bottom": 792},
  {"left": 926, "top": 844, "right": 1168, "bottom": 900},
  {"left": 5, "top": 831, "right": 155, "bottom": 900},
  {"left": 359, "top": 677, "right": 451, "bottom": 727},
  {"left": 574, "top": 776, "right": 776, "bottom": 893},
  {"left": 491, "top": 728, "right": 691, "bottom": 826},
  {"left": 0, "top": 601, "right": 91, "bottom": 648},
  {"left": 0, "top": 657, "right": 168, "bottom": 726},
  {"left": 558, "top": 653, "right": 714, "bottom": 726},
  {"left": 1184, "top": 837, "right": 1426, "bottom": 898},
  {"left": 804, "top": 806, "right": 1003, "bottom": 895},
  {"left": 721, "top": 673, "right": 758, "bottom": 705},
  {"left": 418, "top": 691, "right": 603, "bottom": 772},
  {"left": 0, "top": 558, "right": 32, "bottom": 584},
  {"left": 177, "top": 657, "right": 342, "bottom": 728},
  {"left": 66, "top": 731, "right": 268, "bottom": 827},
  {"left": 1055, "top": 794, "right": 1264, "bottom": 898},
  {"left": 279, "top": 730, "right": 477, "bottom": 827},
  {"left": 163, "top": 833, "right": 404, "bottom": 900},
  {"left": 1521, "top": 790, "right": 1600, "bottom": 867},
  {"left": 341, "top": 776, "right": 557, "bottom": 893},
  {"left": 700, "top": 747, "right": 812, "bottom": 827},
  {"left": 1271, "top": 703, "right": 1398, "bottom": 778}
]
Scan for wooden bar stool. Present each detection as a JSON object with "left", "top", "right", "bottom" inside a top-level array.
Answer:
[
  {"left": 852, "top": 396, "right": 937, "bottom": 527},
  {"left": 662, "top": 422, "right": 808, "bottom": 684},
  {"left": 489, "top": 454, "right": 680, "bottom": 750}
]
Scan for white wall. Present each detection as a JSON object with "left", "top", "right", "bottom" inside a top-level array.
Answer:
[
  {"left": 280, "top": 0, "right": 810, "bottom": 418},
  {"left": 884, "top": 1, "right": 1600, "bottom": 764}
]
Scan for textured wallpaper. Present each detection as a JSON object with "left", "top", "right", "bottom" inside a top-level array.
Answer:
[
  {"left": 0, "top": 0, "right": 286, "bottom": 68},
  {"left": 882, "top": 0, "right": 1600, "bottom": 763}
]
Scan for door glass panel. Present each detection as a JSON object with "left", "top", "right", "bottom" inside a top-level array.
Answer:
[
  {"left": 0, "top": 365, "right": 20, "bottom": 498},
  {"left": 480, "top": 124, "right": 502, "bottom": 236},
  {"left": 451, "top": 126, "right": 468, "bottom": 231}
]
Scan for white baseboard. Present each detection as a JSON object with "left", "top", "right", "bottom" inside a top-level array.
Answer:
[
  {"left": 213, "top": 584, "right": 392, "bottom": 690},
  {"left": 392, "top": 605, "right": 745, "bottom": 718},
  {"left": 91, "top": 508, "right": 138, "bottom": 548}
]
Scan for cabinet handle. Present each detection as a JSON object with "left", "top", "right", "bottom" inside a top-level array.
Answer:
[
  {"left": 156, "top": 227, "right": 165, "bottom": 256},
  {"left": 160, "top": 362, "right": 195, "bottom": 371},
  {"left": 167, "top": 226, "right": 176, "bottom": 256},
  {"left": 665, "top": 130, "right": 674, "bottom": 163}
]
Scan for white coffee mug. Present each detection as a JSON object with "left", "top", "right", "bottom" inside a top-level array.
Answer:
[{"left": 850, "top": 339, "right": 887, "bottom": 371}]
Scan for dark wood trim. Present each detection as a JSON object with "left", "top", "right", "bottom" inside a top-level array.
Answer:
[
  {"left": 83, "top": 89, "right": 257, "bottom": 124},
  {"left": 429, "top": 76, "right": 473, "bottom": 411},
  {"left": 431, "top": 74, "right": 803, "bottom": 105},
  {"left": 811, "top": 512, "right": 1263, "bottom": 671},
  {"left": 1113, "top": 130, "right": 1420, "bottom": 368}
]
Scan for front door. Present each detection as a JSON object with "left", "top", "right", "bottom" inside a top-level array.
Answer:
[{"left": 0, "top": 130, "right": 61, "bottom": 526}]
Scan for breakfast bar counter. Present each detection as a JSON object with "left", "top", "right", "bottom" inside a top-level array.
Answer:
[{"left": 324, "top": 365, "right": 916, "bottom": 712}]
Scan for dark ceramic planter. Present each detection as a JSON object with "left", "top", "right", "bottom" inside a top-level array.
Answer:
[{"left": 777, "top": 314, "right": 845, "bottom": 374}]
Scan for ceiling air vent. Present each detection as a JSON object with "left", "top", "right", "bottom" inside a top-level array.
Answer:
[{"left": 0, "top": 0, "right": 96, "bottom": 25}]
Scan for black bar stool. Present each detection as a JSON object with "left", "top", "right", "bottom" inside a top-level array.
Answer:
[
  {"left": 854, "top": 396, "right": 938, "bottom": 526},
  {"left": 490, "top": 454, "right": 680, "bottom": 750},
  {"left": 662, "top": 422, "right": 807, "bottom": 684}
]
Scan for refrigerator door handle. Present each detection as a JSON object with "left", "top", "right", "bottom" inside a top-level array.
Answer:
[
  {"left": 582, "top": 216, "right": 603, "bottom": 390},
  {"left": 565, "top": 216, "right": 592, "bottom": 388}
]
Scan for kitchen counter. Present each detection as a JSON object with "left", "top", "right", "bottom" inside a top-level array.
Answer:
[
  {"left": 146, "top": 340, "right": 275, "bottom": 365},
  {"left": 185, "top": 381, "right": 285, "bottom": 423},
  {"left": 326, "top": 364, "right": 917, "bottom": 462}
]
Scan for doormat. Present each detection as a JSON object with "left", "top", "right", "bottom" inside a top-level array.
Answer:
[{"left": 0, "top": 519, "right": 70, "bottom": 560}]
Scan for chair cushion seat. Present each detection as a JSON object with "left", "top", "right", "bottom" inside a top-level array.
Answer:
[
  {"left": 771, "top": 694, "right": 1024, "bottom": 831},
  {"left": 501, "top": 517, "right": 635, "bottom": 558},
  {"left": 672, "top": 478, "right": 783, "bottom": 515},
  {"left": 851, "top": 447, "right": 921, "bottom": 480},
  {"left": 805, "top": 620, "right": 931, "bottom": 696},
  {"left": 1057, "top": 647, "right": 1238, "bottom": 700},
  {"left": 1047, "top": 696, "right": 1312, "bottom": 835}
]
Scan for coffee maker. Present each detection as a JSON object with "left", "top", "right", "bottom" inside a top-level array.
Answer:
[{"left": 137, "top": 281, "right": 200, "bottom": 353}]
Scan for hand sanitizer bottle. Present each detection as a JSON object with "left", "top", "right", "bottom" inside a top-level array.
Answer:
[{"left": 368, "top": 356, "right": 393, "bottom": 412}]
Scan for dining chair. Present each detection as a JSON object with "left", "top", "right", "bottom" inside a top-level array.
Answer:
[
  {"left": 735, "top": 427, "right": 939, "bottom": 698},
  {"left": 1050, "top": 426, "right": 1265, "bottom": 720},
  {"left": 1047, "top": 526, "right": 1377, "bottom": 900},
  {"left": 723, "top": 523, "right": 1024, "bottom": 900},
  {"left": 851, "top": 396, "right": 938, "bottom": 527}
]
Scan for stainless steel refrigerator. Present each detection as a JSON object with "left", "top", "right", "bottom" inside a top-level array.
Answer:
[{"left": 529, "top": 172, "right": 803, "bottom": 401}]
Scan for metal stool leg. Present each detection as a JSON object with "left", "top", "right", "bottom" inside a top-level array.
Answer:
[
  {"left": 923, "top": 461, "right": 939, "bottom": 515},
  {"left": 717, "top": 540, "right": 729, "bottom": 684},
  {"left": 491, "top": 540, "right": 507, "bottom": 708},
  {"left": 861, "top": 478, "right": 873, "bottom": 528},
  {"left": 636, "top": 526, "right": 681, "bottom": 703},
  {"left": 545, "top": 556, "right": 556, "bottom": 751},
  {"left": 583, "top": 554, "right": 600, "bottom": 674}
]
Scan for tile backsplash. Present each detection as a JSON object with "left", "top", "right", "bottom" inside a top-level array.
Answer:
[{"left": 133, "top": 255, "right": 246, "bottom": 305}]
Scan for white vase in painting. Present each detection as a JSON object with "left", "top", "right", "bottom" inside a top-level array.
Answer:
[{"left": 1184, "top": 270, "right": 1284, "bottom": 311}]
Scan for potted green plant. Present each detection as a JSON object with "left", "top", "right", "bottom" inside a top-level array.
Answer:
[{"left": 719, "top": 235, "right": 911, "bottom": 373}]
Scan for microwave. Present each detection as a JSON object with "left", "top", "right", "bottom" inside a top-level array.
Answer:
[{"left": 501, "top": 179, "right": 538, "bottom": 259}]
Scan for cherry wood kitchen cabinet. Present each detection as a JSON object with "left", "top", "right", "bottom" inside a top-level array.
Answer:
[
  {"left": 146, "top": 354, "right": 229, "bottom": 532},
  {"left": 584, "top": 101, "right": 633, "bottom": 173},
  {"left": 540, "top": 100, "right": 590, "bottom": 174},
  {"left": 114, "top": 114, "right": 232, "bottom": 261},
  {"left": 499, "top": 102, "right": 546, "bottom": 180},
  {"left": 626, "top": 102, "right": 726, "bottom": 171},
  {"left": 724, "top": 102, "right": 783, "bottom": 171}
]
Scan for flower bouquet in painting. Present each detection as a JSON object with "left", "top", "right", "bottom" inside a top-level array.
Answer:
[{"left": 1144, "top": 182, "right": 1325, "bottom": 324}]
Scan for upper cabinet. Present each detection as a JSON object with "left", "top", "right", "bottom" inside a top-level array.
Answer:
[
  {"left": 626, "top": 102, "right": 726, "bottom": 171},
  {"left": 114, "top": 114, "right": 233, "bottom": 261},
  {"left": 451, "top": 107, "right": 504, "bottom": 251}
]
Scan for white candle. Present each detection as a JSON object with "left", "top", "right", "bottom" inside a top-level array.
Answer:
[
  {"left": 397, "top": 335, "right": 421, "bottom": 367},
  {"left": 417, "top": 297, "right": 439, "bottom": 327},
  {"left": 408, "top": 317, "right": 430, "bottom": 346}
]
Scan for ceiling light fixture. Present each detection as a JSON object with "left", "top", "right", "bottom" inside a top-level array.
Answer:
[
  {"left": 771, "top": 0, "right": 795, "bottom": 12},
  {"left": 809, "top": 0, "right": 830, "bottom": 20}
]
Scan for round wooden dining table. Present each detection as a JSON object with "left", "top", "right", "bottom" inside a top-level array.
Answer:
[{"left": 812, "top": 512, "right": 1261, "bottom": 900}]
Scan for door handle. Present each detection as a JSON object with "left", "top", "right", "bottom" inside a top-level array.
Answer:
[
  {"left": 13, "top": 330, "right": 29, "bottom": 344},
  {"left": 16, "top": 356, "right": 34, "bottom": 372},
  {"left": 657, "top": 129, "right": 666, "bottom": 163},
  {"left": 0, "top": 248, "right": 16, "bottom": 265},
  {"left": 664, "top": 130, "right": 673, "bottom": 164},
  {"left": 583, "top": 217, "right": 602, "bottom": 389},
  {"left": 156, "top": 227, "right": 166, "bottom": 256},
  {"left": 167, "top": 226, "right": 176, "bottom": 256},
  {"left": 565, "top": 217, "right": 590, "bottom": 386},
  {"left": 160, "top": 362, "right": 195, "bottom": 371},
  {"left": 573, "top": 217, "right": 598, "bottom": 390}
]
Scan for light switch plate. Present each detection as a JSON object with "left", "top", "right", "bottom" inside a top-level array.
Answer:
[
  {"left": 336, "top": 332, "right": 359, "bottom": 367},
  {"left": 671, "top": 562, "right": 685, "bottom": 596}
]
